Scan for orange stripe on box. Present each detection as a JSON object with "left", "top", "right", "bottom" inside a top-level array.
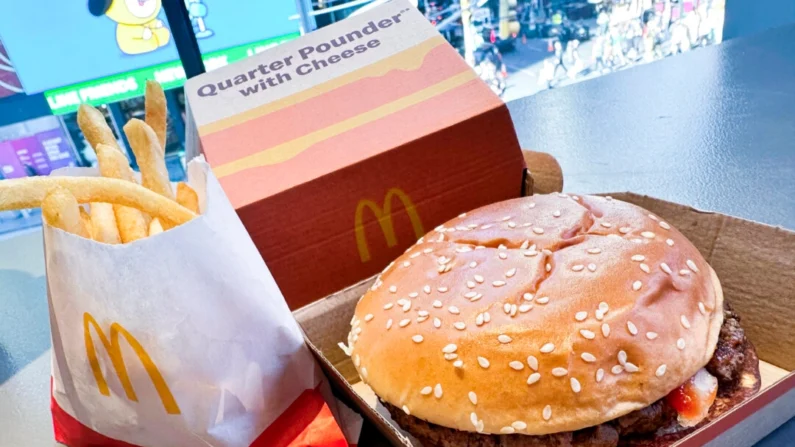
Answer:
[{"left": 199, "top": 36, "right": 448, "bottom": 136}]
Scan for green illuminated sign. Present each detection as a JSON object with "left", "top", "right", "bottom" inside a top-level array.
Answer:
[{"left": 44, "top": 32, "right": 300, "bottom": 115}]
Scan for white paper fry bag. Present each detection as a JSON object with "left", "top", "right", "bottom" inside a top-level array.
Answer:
[{"left": 46, "top": 157, "right": 354, "bottom": 447}]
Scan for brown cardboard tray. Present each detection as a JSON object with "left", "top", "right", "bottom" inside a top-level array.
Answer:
[{"left": 294, "top": 192, "right": 795, "bottom": 447}]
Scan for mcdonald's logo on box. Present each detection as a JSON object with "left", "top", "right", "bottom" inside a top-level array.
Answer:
[{"left": 185, "top": 0, "right": 525, "bottom": 309}]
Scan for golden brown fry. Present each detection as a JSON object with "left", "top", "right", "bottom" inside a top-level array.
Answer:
[
  {"left": 0, "top": 176, "right": 195, "bottom": 225},
  {"left": 176, "top": 182, "right": 199, "bottom": 214},
  {"left": 89, "top": 202, "right": 122, "bottom": 244},
  {"left": 77, "top": 104, "right": 122, "bottom": 152},
  {"left": 149, "top": 218, "right": 164, "bottom": 236},
  {"left": 79, "top": 207, "right": 93, "bottom": 237},
  {"left": 124, "top": 119, "right": 174, "bottom": 199},
  {"left": 145, "top": 80, "right": 168, "bottom": 152},
  {"left": 42, "top": 187, "right": 90, "bottom": 238},
  {"left": 95, "top": 144, "right": 149, "bottom": 242}
]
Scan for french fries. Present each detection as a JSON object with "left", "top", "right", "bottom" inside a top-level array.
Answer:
[
  {"left": 0, "top": 80, "right": 200, "bottom": 243},
  {"left": 176, "top": 182, "right": 199, "bottom": 214},
  {"left": 145, "top": 80, "right": 168, "bottom": 152},
  {"left": 0, "top": 176, "right": 196, "bottom": 225},
  {"left": 124, "top": 119, "right": 174, "bottom": 200},
  {"left": 95, "top": 144, "right": 149, "bottom": 243},
  {"left": 42, "top": 187, "right": 91, "bottom": 238}
]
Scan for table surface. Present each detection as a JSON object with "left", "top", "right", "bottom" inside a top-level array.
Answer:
[{"left": 2, "top": 25, "right": 795, "bottom": 447}]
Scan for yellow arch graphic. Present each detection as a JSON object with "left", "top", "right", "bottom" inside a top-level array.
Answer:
[
  {"left": 83, "top": 312, "right": 181, "bottom": 415},
  {"left": 354, "top": 188, "right": 424, "bottom": 263}
]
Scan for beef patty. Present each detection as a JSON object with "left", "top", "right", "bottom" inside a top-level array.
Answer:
[{"left": 382, "top": 303, "right": 761, "bottom": 447}]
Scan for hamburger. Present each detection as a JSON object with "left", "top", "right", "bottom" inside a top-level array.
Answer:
[{"left": 343, "top": 193, "right": 760, "bottom": 446}]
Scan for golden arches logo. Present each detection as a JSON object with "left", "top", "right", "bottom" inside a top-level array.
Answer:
[
  {"left": 355, "top": 188, "right": 424, "bottom": 263},
  {"left": 83, "top": 312, "right": 181, "bottom": 415}
]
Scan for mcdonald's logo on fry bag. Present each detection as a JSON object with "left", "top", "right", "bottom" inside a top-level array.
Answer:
[
  {"left": 355, "top": 188, "right": 424, "bottom": 263},
  {"left": 83, "top": 312, "right": 181, "bottom": 415}
]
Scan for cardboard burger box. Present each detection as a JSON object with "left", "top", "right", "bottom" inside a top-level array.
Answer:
[
  {"left": 295, "top": 184, "right": 795, "bottom": 446},
  {"left": 185, "top": 0, "right": 525, "bottom": 310}
]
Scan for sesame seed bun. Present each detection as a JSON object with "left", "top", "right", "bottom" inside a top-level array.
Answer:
[{"left": 347, "top": 193, "right": 724, "bottom": 436}]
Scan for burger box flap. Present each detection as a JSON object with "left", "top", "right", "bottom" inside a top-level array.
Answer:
[
  {"left": 184, "top": 0, "right": 525, "bottom": 310},
  {"left": 294, "top": 191, "right": 795, "bottom": 447}
]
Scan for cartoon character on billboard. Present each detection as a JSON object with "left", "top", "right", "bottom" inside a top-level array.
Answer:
[{"left": 88, "top": 0, "right": 171, "bottom": 55}]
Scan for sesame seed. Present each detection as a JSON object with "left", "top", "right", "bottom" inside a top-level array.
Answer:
[
  {"left": 437, "top": 234, "right": 445, "bottom": 242},
  {"left": 478, "top": 357, "right": 490, "bottom": 368},
  {"left": 412, "top": 335, "right": 424, "bottom": 343},
  {"left": 503, "top": 303, "right": 511, "bottom": 314},
  {"left": 660, "top": 263, "right": 672, "bottom": 274},
  {"left": 633, "top": 281, "right": 642, "bottom": 291},
  {"left": 642, "top": 231, "right": 655, "bottom": 239},
  {"left": 420, "top": 386, "right": 432, "bottom": 395},
  {"left": 537, "top": 296, "right": 550, "bottom": 304},
  {"left": 612, "top": 365, "right": 624, "bottom": 374},
  {"left": 501, "top": 216, "right": 512, "bottom": 222},
  {"left": 448, "top": 306, "right": 460, "bottom": 315},
  {"left": 459, "top": 213, "right": 467, "bottom": 218},
  {"left": 469, "top": 261, "right": 477, "bottom": 268},
  {"left": 513, "top": 421, "right": 527, "bottom": 430},
  {"left": 575, "top": 311, "right": 588, "bottom": 321},
  {"left": 656, "top": 365, "right": 667, "bottom": 377},
  {"left": 474, "top": 275, "right": 484, "bottom": 283},
  {"left": 596, "top": 369, "right": 605, "bottom": 382},
  {"left": 571, "top": 378, "right": 582, "bottom": 393},
  {"left": 402, "top": 405, "right": 410, "bottom": 415},
  {"left": 410, "top": 252, "right": 421, "bottom": 259},
  {"left": 595, "top": 310, "right": 605, "bottom": 321},
  {"left": 475, "top": 313, "right": 484, "bottom": 326},
  {"left": 470, "top": 412, "right": 478, "bottom": 427},
  {"left": 466, "top": 391, "right": 477, "bottom": 405},
  {"left": 659, "top": 222, "right": 671, "bottom": 230},
  {"left": 687, "top": 259, "right": 699, "bottom": 273},
  {"left": 509, "top": 361, "right": 525, "bottom": 370},
  {"left": 467, "top": 281, "right": 476, "bottom": 289},
  {"left": 417, "top": 315, "right": 429, "bottom": 323},
  {"left": 519, "top": 304, "right": 533, "bottom": 313},
  {"left": 402, "top": 301, "right": 412, "bottom": 312},
  {"left": 364, "top": 314, "right": 374, "bottom": 322},
  {"left": 389, "top": 286, "right": 397, "bottom": 293},
  {"left": 498, "top": 252, "right": 508, "bottom": 260},
  {"left": 510, "top": 304, "right": 518, "bottom": 317},
  {"left": 434, "top": 384, "right": 443, "bottom": 398},
  {"left": 618, "top": 350, "right": 628, "bottom": 365},
  {"left": 640, "top": 263, "right": 650, "bottom": 273},
  {"left": 552, "top": 367, "right": 568, "bottom": 377},
  {"left": 649, "top": 214, "right": 659, "bottom": 221},
  {"left": 581, "top": 352, "right": 597, "bottom": 363},
  {"left": 533, "top": 227, "right": 545, "bottom": 234},
  {"left": 493, "top": 280, "right": 506, "bottom": 287},
  {"left": 524, "top": 250, "right": 538, "bottom": 257},
  {"left": 632, "top": 239, "right": 643, "bottom": 244},
  {"left": 619, "top": 227, "right": 631, "bottom": 234},
  {"left": 646, "top": 332, "right": 659, "bottom": 340},
  {"left": 680, "top": 269, "right": 691, "bottom": 276},
  {"left": 699, "top": 302, "right": 707, "bottom": 315},
  {"left": 523, "top": 293, "right": 534, "bottom": 301},
  {"left": 498, "top": 334, "right": 513, "bottom": 344},
  {"left": 527, "top": 355, "right": 539, "bottom": 370},
  {"left": 602, "top": 323, "right": 610, "bottom": 337},
  {"left": 527, "top": 373, "right": 541, "bottom": 385},
  {"left": 580, "top": 329, "right": 596, "bottom": 339},
  {"left": 546, "top": 263, "right": 552, "bottom": 272},
  {"left": 454, "top": 322, "right": 467, "bottom": 331},
  {"left": 601, "top": 222, "right": 613, "bottom": 228},
  {"left": 520, "top": 240, "right": 530, "bottom": 249},
  {"left": 354, "top": 327, "right": 362, "bottom": 335},
  {"left": 681, "top": 315, "right": 691, "bottom": 329},
  {"left": 508, "top": 222, "right": 517, "bottom": 229},
  {"left": 631, "top": 255, "right": 645, "bottom": 262},
  {"left": 484, "top": 312, "right": 491, "bottom": 323},
  {"left": 454, "top": 360, "right": 463, "bottom": 368},
  {"left": 677, "top": 338, "right": 686, "bottom": 350},
  {"left": 543, "top": 405, "right": 552, "bottom": 421},
  {"left": 588, "top": 263, "right": 597, "bottom": 272},
  {"left": 386, "top": 319, "right": 393, "bottom": 329},
  {"left": 599, "top": 302, "right": 609, "bottom": 312},
  {"left": 481, "top": 224, "right": 493, "bottom": 230},
  {"left": 553, "top": 210, "right": 561, "bottom": 217},
  {"left": 540, "top": 343, "right": 555, "bottom": 353},
  {"left": 423, "top": 285, "right": 432, "bottom": 294},
  {"left": 438, "top": 287, "right": 449, "bottom": 293},
  {"left": 469, "top": 292, "right": 481, "bottom": 302},
  {"left": 624, "top": 363, "right": 639, "bottom": 373},
  {"left": 500, "top": 427, "right": 515, "bottom": 434},
  {"left": 444, "top": 353, "right": 458, "bottom": 361},
  {"left": 418, "top": 310, "right": 429, "bottom": 317},
  {"left": 384, "top": 303, "right": 394, "bottom": 310},
  {"left": 572, "top": 264, "right": 585, "bottom": 272},
  {"left": 465, "top": 292, "right": 479, "bottom": 300},
  {"left": 666, "top": 238, "right": 675, "bottom": 246},
  {"left": 423, "top": 248, "right": 433, "bottom": 254},
  {"left": 506, "top": 268, "right": 517, "bottom": 278},
  {"left": 399, "top": 319, "right": 410, "bottom": 327},
  {"left": 587, "top": 248, "right": 602, "bottom": 254},
  {"left": 402, "top": 261, "right": 411, "bottom": 268},
  {"left": 433, "top": 300, "right": 442, "bottom": 308},
  {"left": 627, "top": 321, "right": 638, "bottom": 335}
]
